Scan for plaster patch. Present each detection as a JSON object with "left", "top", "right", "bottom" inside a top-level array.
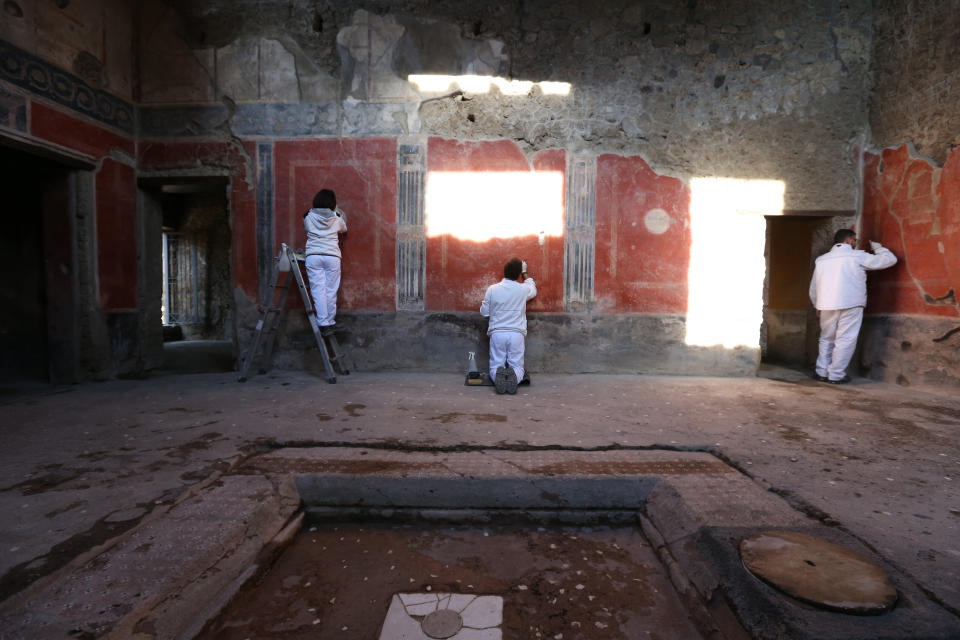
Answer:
[{"left": 644, "top": 208, "right": 671, "bottom": 234}]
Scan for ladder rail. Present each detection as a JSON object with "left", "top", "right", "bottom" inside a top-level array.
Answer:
[
  {"left": 258, "top": 268, "right": 294, "bottom": 372},
  {"left": 238, "top": 252, "right": 286, "bottom": 381},
  {"left": 239, "top": 243, "right": 350, "bottom": 384},
  {"left": 286, "top": 244, "right": 338, "bottom": 382}
]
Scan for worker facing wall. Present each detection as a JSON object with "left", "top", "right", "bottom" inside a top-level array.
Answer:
[{"left": 2, "top": 0, "right": 956, "bottom": 387}]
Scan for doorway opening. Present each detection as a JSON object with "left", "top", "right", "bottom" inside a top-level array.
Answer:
[
  {"left": 145, "top": 180, "right": 235, "bottom": 373},
  {"left": 0, "top": 145, "right": 78, "bottom": 383},
  {"left": 763, "top": 214, "right": 850, "bottom": 369},
  {"left": 762, "top": 215, "right": 823, "bottom": 368}
]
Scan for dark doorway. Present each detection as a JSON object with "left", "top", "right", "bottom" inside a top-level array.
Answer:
[
  {"left": 141, "top": 180, "right": 235, "bottom": 373},
  {"left": 763, "top": 216, "right": 821, "bottom": 366},
  {"left": 0, "top": 146, "right": 74, "bottom": 382}
]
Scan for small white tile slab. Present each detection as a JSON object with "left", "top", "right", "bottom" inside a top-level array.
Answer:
[
  {"left": 379, "top": 593, "right": 503, "bottom": 640},
  {"left": 447, "top": 594, "right": 477, "bottom": 612},
  {"left": 455, "top": 629, "right": 501, "bottom": 640},
  {"left": 459, "top": 596, "right": 503, "bottom": 629}
]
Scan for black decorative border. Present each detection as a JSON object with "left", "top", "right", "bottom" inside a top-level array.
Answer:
[
  {"left": 0, "top": 39, "right": 134, "bottom": 135},
  {"left": 256, "top": 142, "right": 275, "bottom": 305}
]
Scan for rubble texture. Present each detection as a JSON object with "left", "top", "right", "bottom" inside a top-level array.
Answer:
[
  {"left": 869, "top": 0, "right": 960, "bottom": 164},
  {"left": 143, "top": 0, "right": 872, "bottom": 210}
]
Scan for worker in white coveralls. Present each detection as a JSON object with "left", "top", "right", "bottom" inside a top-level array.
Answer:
[
  {"left": 809, "top": 229, "right": 897, "bottom": 384},
  {"left": 481, "top": 257, "right": 537, "bottom": 395},
  {"left": 303, "top": 189, "right": 347, "bottom": 335}
]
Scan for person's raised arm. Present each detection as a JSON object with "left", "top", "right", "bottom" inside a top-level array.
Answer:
[
  {"left": 523, "top": 276, "right": 537, "bottom": 300},
  {"left": 863, "top": 241, "right": 897, "bottom": 270}
]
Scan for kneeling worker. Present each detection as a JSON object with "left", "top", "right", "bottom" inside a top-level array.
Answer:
[{"left": 481, "top": 257, "right": 537, "bottom": 394}]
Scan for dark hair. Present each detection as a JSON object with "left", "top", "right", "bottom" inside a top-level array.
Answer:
[
  {"left": 313, "top": 189, "right": 337, "bottom": 210},
  {"left": 833, "top": 228, "right": 856, "bottom": 244},
  {"left": 503, "top": 257, "right": 523, "bottom": 281}
]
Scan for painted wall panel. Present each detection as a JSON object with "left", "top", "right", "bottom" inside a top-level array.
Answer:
[
  {"left": 861, "top": 145, "right": 960, "bottom": 318},
  {"left": 425, "top": 138, "right": 564, "bottom": 312},
  {"left": 274, "top": 139, "right": 397, "bottom": 311},
  {"left": 96, "top": 159, "right": 136, "bottom": 310},
  {"left": 937, "top": 148, "right": 960, "bottom": 306},
  {"left": 30, "top": 103, "right": 138, "bottom": 311},
  {"left": 30, "top": 102, "right": 133, "bottom": 157},
  {"left": 594, "top": 155, "right": 691, "bottom": 313}
]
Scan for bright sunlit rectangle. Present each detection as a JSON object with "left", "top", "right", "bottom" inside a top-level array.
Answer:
[
  {"left": 426, "top": 171, "right": 564, "bottom": 242},
  {"left": 685, "top": 177, "right": 785, "bottom": 348},
  {"left": 409, "top": 75, "right": 571, "bottom": 96}
]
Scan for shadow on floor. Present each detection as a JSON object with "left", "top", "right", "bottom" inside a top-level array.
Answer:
[{"left": 161, "top": 340, "right": 235, "bottom": 374}]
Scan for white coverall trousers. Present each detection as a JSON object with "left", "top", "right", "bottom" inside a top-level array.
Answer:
[
  {"left": 305, "top": 254, "right": 340, "bottom": 327},
  {"left": 488, "top": 331, "right": 525, "bottom": 382},
  {"left": 815, "top": 307, "right": 863, "bottom": 381}
]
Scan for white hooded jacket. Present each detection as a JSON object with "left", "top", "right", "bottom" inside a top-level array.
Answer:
[
  {"left": 304, "top": 208, "right": 347, "bottom": 258},
  {"left": 481, "top": 278, "right": 537, "bottom": 336},
  {"left": 809, "top": 243, "right": 897, "bottom": 310}
]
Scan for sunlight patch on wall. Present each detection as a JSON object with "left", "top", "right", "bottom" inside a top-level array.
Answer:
[
  {"left": 426, "top": 171, "right": 564, "bottom": 242},
  {"left": 409, "top": 75, "right": 571, "bottom": 96},
  {"left": 685, "top": 178, "right": 785, "bottom": 348}
]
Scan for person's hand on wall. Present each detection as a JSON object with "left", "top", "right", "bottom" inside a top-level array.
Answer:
[{"left": 869, "top": 240, "right": 883, "bottom": 252}]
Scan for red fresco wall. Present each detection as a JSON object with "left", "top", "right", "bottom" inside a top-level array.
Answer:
[
  {"left": 30, "top": 102, "right": 138, "bottom": 310},
  {"left": 425, "top": 138, "right": 565, "bottom": 312},
  {"left": 95, "top": 159, "right": 137, "bottom": 309},
  {"left": 594, "top": 155, "right": 691, "bottom": 313},
  {"left": 137, "top": 141, "right": 259, "bottom": 300},
  {"left": 274, "top": 139, "right": 397, "bottom": 311},
  {"left": 861, "top": 145, "right": 960, "bottom": 317}
]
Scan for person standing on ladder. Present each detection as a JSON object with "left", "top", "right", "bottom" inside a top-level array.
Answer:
[{"left": 304, "top": 189, "right": 347, "bottom": 335}]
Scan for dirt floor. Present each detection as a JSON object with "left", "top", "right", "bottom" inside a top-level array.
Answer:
[
  {"left": 0, "top": 365, "right": 958, "bottom": 632},
  {"left": 205, "top": 524, "right": 703, "bottom": 639}
]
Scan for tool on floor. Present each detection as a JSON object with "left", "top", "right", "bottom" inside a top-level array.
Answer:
[
  {"left": 238, "top": 243, "right": 349, "bottom": 384},
  {"left": 464, "top": 351, "right": 489, "bottom": 386},
  {"left": 464, "top": 350, "right": 532, "bottom": 388}
]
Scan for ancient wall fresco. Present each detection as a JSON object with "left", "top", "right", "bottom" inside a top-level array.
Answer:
[
  {"left": 861, "top": 145, "right": 960, "bottom": 319},
  {"left": 424, "top": 138, "right": 565, "bottom": 313},
  {"left": 594, "top": 155, "right": 691, "bottom": 314},
  {"left": 30, "top": 102, "right": 136, "bottom": 310},
  {"left": 274, "top": 138, "right": 398, "bottom": 311},
  {"left": 858, "top": 144, "right": 960, "bottom": 389}
]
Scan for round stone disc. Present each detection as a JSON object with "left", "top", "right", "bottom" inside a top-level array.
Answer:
[
  {"left": 740, "top": 531, "right": 898, "bottom": 614},
  {"left": 421, "top": 609, "right": 463, "bottom": 639}
]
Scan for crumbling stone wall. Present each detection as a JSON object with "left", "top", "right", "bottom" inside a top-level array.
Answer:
[
  {"left": 143, "top": 0, "right": 871, "bottom": 210},
  {"left": 858, "top": 2, "right": 960, "bottom": 391},
  {"left": 869, "top": 0, "right": 960, "bottom": 163},
  {"left": 0, "top": 0, "right": 133, "bottom": 100}
]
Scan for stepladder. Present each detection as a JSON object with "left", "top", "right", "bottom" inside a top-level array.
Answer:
[{"left": 238, "top": 243, "right": 350, "bottom": 383}]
